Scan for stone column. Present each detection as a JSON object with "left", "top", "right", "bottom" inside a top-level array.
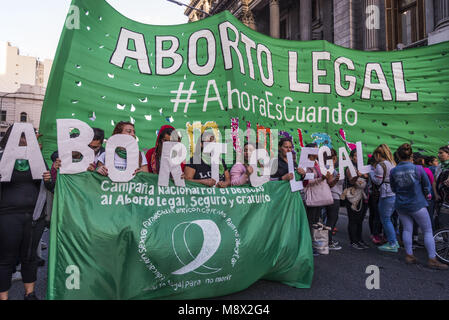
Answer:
[
  {"left": 269, "top": 0, "right": 280, "bottom": 38},
  {"left": 435, "top": 0, "right": 449, "bottom": 30},
  {"left": 429, "top": 0, "right": 449, "bottom": 44},
  {"left": 300, "top": 0, "right": 312, "bottom": 40},
  {"left": 364, "top": 0, "right": 380, "bottom": 50},
  {"left": 242, "top": 0, "right": 256, "bottom": 30}
]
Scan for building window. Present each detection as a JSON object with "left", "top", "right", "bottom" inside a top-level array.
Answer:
[
  {"left": 386, "top": 0, "right": 425, "bottom": 50},
  {"left": 20, "top": 112, "right": 27, "bottom": 122},
  {"left": 0, "top": 110, "right": 6, "bottom": 121}
]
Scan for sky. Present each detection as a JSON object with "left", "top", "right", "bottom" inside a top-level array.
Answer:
[{"left": 0, "top": 0, "right": 189, "bottom": 60}]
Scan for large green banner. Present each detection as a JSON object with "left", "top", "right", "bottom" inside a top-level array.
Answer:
[
  {"left": 40, "top": 0, "right": 449, "bottom": 163},
  {"left": 47, "top": 173, "right": 313, "bottom": 300}
]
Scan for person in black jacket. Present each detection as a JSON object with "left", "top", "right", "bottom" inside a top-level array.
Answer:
[{"left": 0, "top": 125, "right": 53, "bottom": 300}]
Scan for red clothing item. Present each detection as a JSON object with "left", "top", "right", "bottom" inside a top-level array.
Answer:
[
  {"left": 146, "top": 125, "right": 185, "bottom": 174},
  {"left": 423, "top": 167, "right": 434, "bottom": 185}
]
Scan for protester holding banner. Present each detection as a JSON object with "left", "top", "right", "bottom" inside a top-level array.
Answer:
[
  {"left": 50, "top": 128, "right": 105, "bottom": 179},
  {"left": 230, "top": 142, "right": 256, "bottom": 186},
  {"left": 184, "top": 131, "right": 230, "bottom": 188},
  {"left": 87, "top": 127, "right": 106, "bottom": 170},
  {"left": 271, "top": 137, "right": 305, "bottom": 181},
  {"left": 344, "top": 149, "right": 370, "bottom": 250},
  {"left": 323, "top": 148, "right": 343, "bottom": 250},
  {"left": 390, "top": 143, "right": 447, "bottom": 269},
  {"left": 146, "top": 125, "right": 185, "bottom": 174},
  {"left": 0, "top": 126, "right": 53, "bottom": 300},
  {"left": 302, "top": 143, "right": 333, "bottom": 228},
  {"left": 369, "top": 144, "right": 399, "bottom": 253},
  {"left": 96, "top": 121, "right": 149, "bottom": 176}
]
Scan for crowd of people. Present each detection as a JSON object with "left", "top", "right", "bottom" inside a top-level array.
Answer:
[{"left": 0, "top": 121, "right": 448, "bottom": 300}]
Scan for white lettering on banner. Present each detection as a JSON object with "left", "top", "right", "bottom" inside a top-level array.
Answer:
[
  {"left": 56, "top": 120, "right": 368, "bottom": 184},
  {"left": 158, "top": 142, "right": 186, "bottom": 187},
  {"left": 57, "top": 119, "right": 95, "bottom": 175},
  {"left": 110, "top": 28, "right": 152, "bottom": 74},
  {"left": 155, "top": 36, "right": 183, "bottom": 75},
  {"left": 287, "top": 152, "right": 303, "bottom": 192},
  {"left": 0, "top": 123, "right": 46, "bottom": 182},
  {"left": 108, "top": 22, "right": 417, "bottom": 98},
  {"left": 173, "top": 80, "right": 359, "bottom": 126},
  {"left": 105, "top": 134, "right": 139, "bottom": 183}
]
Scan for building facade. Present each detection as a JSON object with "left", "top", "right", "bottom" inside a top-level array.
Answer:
[
  {"left": 185, "top": 0, "right": 449, "bottom": 50},
  {"left": 0, "top": 42, "right": 53, "bottom": 138}
]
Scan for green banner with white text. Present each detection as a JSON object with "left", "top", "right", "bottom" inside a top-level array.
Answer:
[
  {"left": 47, "top": 173, "right": 313, "bottom": 300},
  {"left": 40, "top": 0, "right": 449, "bottom": 164}
]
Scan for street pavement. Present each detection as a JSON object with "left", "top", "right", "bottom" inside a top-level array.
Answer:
[{"left": 8, "top": 211, "right": 449, "bottom": 300}]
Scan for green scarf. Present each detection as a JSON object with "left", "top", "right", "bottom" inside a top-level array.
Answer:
[
  {"left": 202, "top": 154, "right": 225, "bottom": 175},
  {"left": 14, "top": 159, "right": 30, "bottom": 171},
  {"left": 116, "top": 149, "right": 127, "bottom": 159},
  {"left": 441, "top": 160, "right": 449, "bottom": 170}
]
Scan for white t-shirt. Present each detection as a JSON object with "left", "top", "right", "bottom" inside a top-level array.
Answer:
[{"left": 97, "top": 151, "right": 147, "bottom": 171}]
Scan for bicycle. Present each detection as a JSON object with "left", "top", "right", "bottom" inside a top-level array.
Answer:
[{"left": 434, "top": 228, "right": 449, "bottom": 264}]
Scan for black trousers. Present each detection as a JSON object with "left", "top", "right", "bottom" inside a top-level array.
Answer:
[
  {"left": 306, "top": 205, "right": 321, "bottom": 229},
  {"left": 346, "top": 201, "right": 368, "bottom": 244},
  {"left": 368, "top": 196, "right": 383, "bottom": 236},
  {"left": 324, "top": 200, "right": 340, "bottom": 243},
  {"left": 0, "top": 213, "right": 46, "bottom": 292}
]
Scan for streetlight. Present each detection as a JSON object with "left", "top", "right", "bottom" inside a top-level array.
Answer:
[{"left": 166, "top": 0, "right": 211, "bottom": 17}]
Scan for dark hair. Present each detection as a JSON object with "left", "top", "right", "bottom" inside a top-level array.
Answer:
[
  {"left": 413, "top": 152, "right": 424, "bottom": 165},
  {"left": 425, "top": 155, "right": 437, "bottom": 166},
  {"left": 158, "top": 127, "right": 174, "bottom": 143},
  {"left": 349, "top": 148, "right": 357, "bottom": 158},
  {"left": 112, "top": 121, "right": 134, "bottom": 135},
  {"left": 305, "top": 143, "right": 317, "bottom": 148},
  {"left": 397, "top": 143, "right": 413, "bottom": 161},
  {"left": 279, "top": 137, "right": 292, "bottom": 148},
  {"left": 0, "top": 125, "right": 13, "bottom": 149},
  {"left": 92, "top": 128, "right": 105, "bottom": 143},
  {"left": 439, "top": 146, "right": 449, "bottom": 154}
]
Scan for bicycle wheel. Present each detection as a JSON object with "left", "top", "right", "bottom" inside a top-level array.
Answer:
[{"left": 434, "top": 229, "right": 449, "bottom": 264}]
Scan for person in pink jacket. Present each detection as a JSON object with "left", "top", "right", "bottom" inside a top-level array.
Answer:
[{"left": 230, "top": 143, "right": 256, "bottom": 186}]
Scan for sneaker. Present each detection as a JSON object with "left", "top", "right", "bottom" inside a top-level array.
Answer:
[
  {"left": 330, "top": 240, "right": 340, "bottom": 246},
  {"left": 427, "top": 258, "right": 449, "bottom": 270},
  {"left": 11, "top": 271, "right": 22, "bottom": 282},
  {"left": 358, "top": 241, "right": 370, "bottom": 249},
  {"left": 329, "top": 241, "right": 342, "bottom": 250},
  {"left": 351, "top": 242, "right": 365, "bottom": 250},
  {"left": 371, "top": 235, "right": 383, "bottom": 245},
  {"left": 24, "top": 292, "right": 39, "bottom": 300},
  {"left": 378, "top": 242, "right": 399, "bottom": 253}
]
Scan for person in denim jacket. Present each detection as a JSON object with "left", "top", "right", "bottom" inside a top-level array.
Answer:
[{"left": 390, "top": 143, "right": 447, "bottom": 270}]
